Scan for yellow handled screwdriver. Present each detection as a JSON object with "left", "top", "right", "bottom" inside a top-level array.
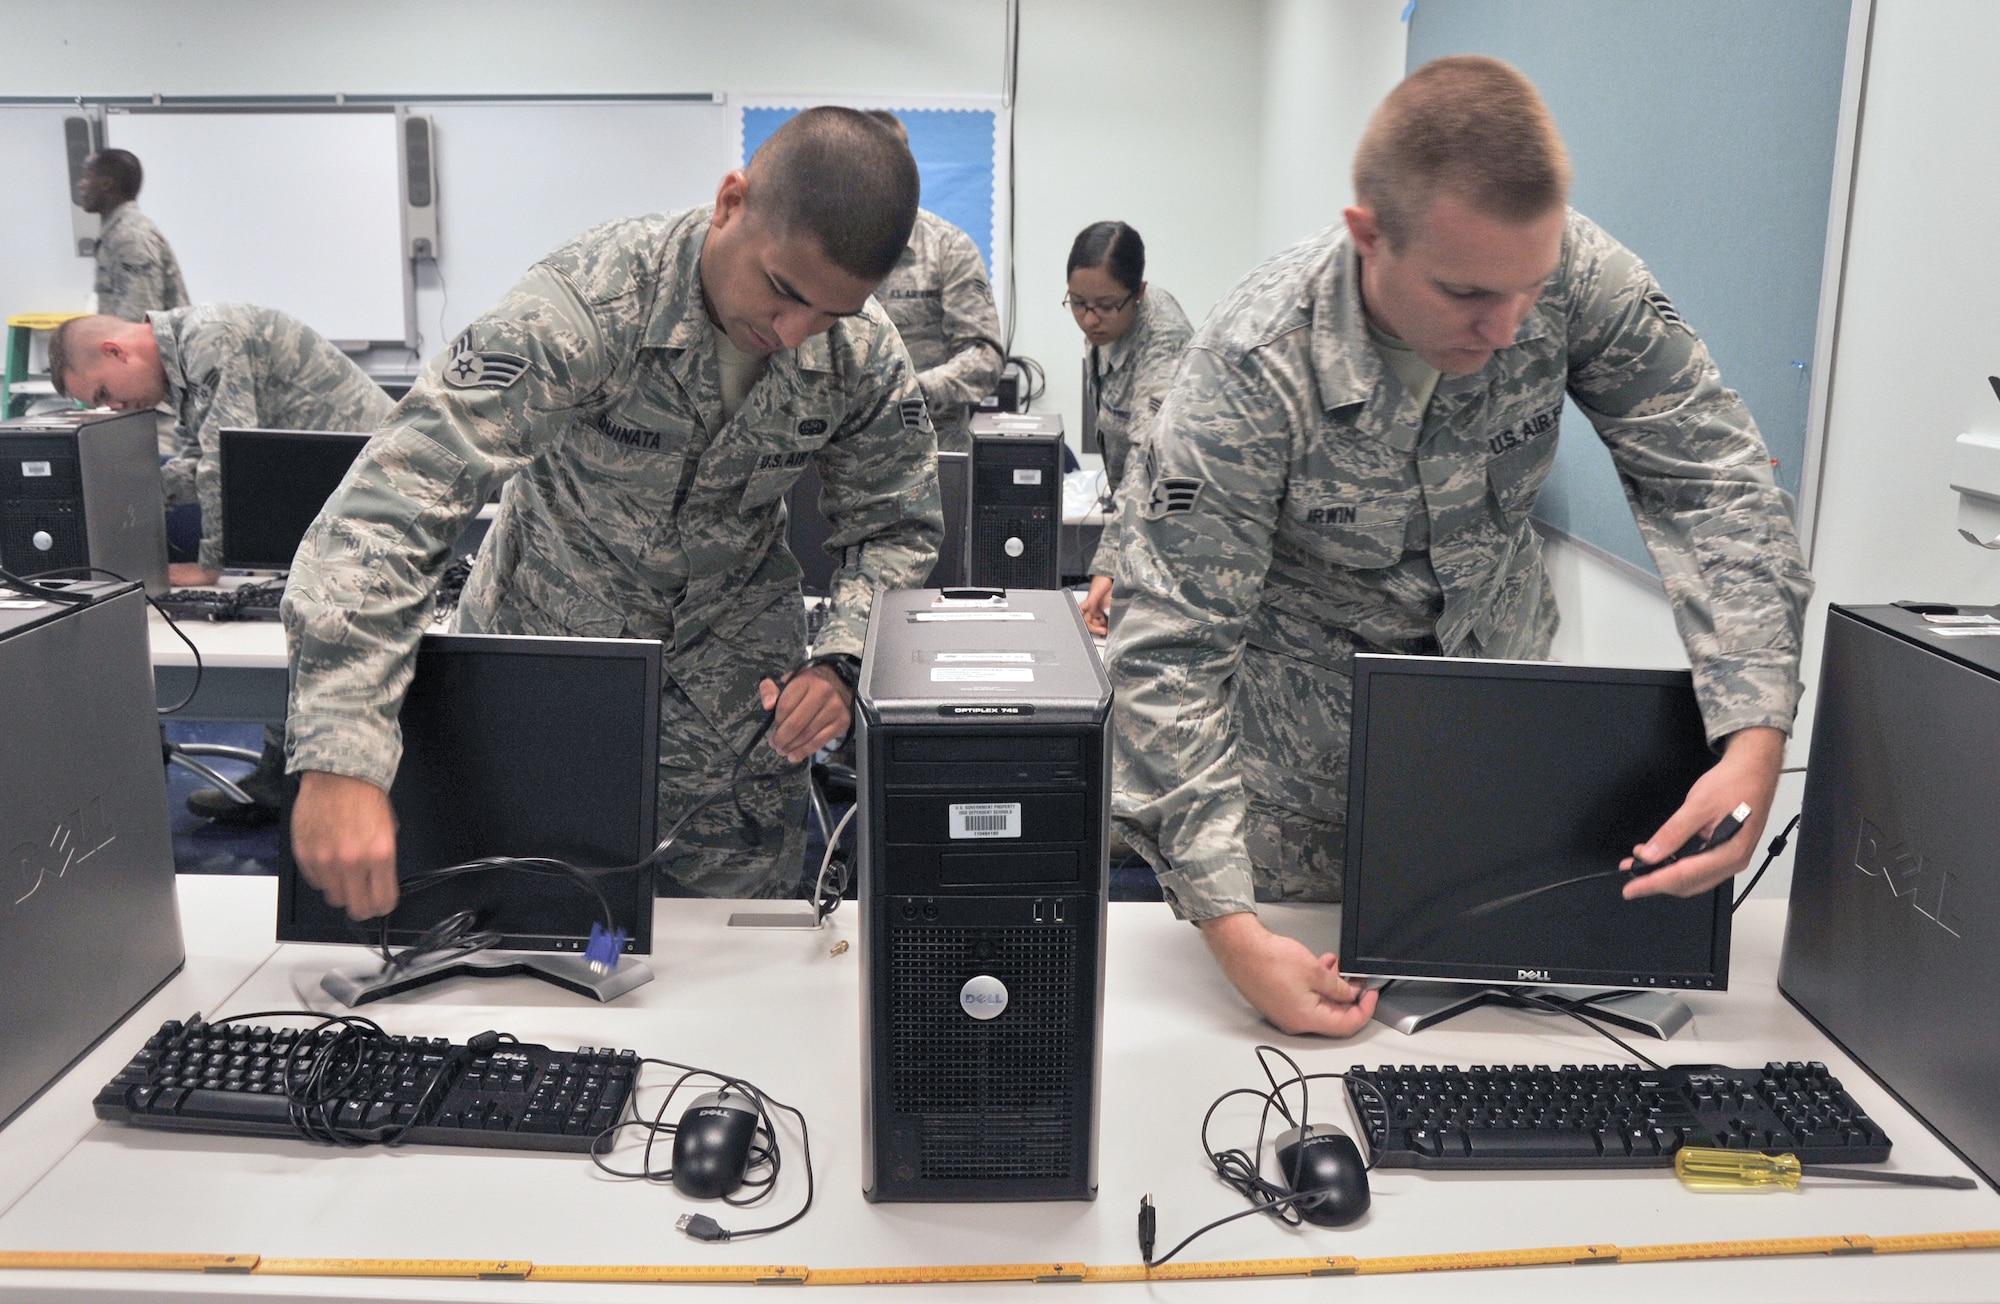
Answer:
[{"left": 1675, "top": 1147, "right": 1978, "bottom": 1192}]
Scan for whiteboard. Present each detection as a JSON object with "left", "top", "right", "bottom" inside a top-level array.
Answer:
[{"left": 105, "top": 109, "right": 408, "bottom": 344}]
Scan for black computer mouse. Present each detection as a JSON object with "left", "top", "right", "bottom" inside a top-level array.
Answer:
[
  {"left": 1274, "top": 1123, "right": 1370, "bottom": 1226},
  {"left": 672, "top": 1089, "right": 761, "bottom": 1199}
]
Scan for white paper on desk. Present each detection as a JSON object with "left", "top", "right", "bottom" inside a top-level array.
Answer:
[
  {"left": 0, "top": 599, "right": 49, "bottom": 609},
  {"left": 931, "top": 666, "right": 1034, "bottom": 682},
  {"left": 911, "top": 611, "right": 1036, "bottom": 622}
]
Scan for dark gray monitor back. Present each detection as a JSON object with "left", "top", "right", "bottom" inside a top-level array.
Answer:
[
  {"left": 0, "top": 583, "right": 184, "bottom": 1130},
  {"left": 1780, "top": 605, "right": 2000, "bottom": 1190},
  {"left": 276, "top": 632, "right": 662, "bottom": 955},
  {"left": 1340, "top": 654, "right": 1730, "bottom": 990},
  {"left": 219, "top": 428, "right": 371, "bottom": 571}
]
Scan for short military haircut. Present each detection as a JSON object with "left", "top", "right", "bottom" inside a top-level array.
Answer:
[
  {"left": 746, "top": 106, "right": 920, "bottom": 282},
  {"left": 85, "top": 149, "right": 144, "bottom": 202},
  {"left": 862, "top": 109, "right": 909, "bottom": 146},
  {"left": 1066, "top": 221, "right": 1146, "bottom": 296},
  {"left": 46, "top": 315, "right": 123, "bottom": 398},
  {"left": 1353, "top": 55, "right": 1571, "bottom": 250}
]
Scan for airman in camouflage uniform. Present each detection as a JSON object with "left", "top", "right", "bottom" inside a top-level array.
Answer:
[
  {"left": 150, "top": 304, "right": 394, "bottom": 574},
  {"left": 875, "top": 209, "right": 1004, "bottom": 453},
  {"left": 93, "top": 202, "right": 190, "bottom": 323},
  {"left": 1085, "top": 285, "right": 1192, "bottom": 579},
  {"left": 282, "top": 206, "right": 943, "bottom": 900},
  {"left": 1109, "top": 208, "right": 1813, "bottom": 928}
]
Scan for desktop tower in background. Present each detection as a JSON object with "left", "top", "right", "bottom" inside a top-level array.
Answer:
[
  {"left": 0, "top": 410, "right": 167, "bottom": 595},
  {"left": 857, "top": 588, "right": 1111, "bottom": 1202},
  {"left": 969, "top": 413, "right": 1063, "bottom": 591},
  {"left": 1779, "top": 604, "right": 2000, "bottom": 1190}
]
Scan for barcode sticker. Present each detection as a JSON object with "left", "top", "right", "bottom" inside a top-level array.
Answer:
[
  {"left": 1013, "top": 468, "right": 1043, "bottom": 485},
  {"left": 950, "top": 802, "right": 1022, "bottom": 839},
  {"left": 931, "top": 667, "right": 1034, "bottom": 682},
  {"left": 20, "top": 461, "right": 52, "bottom": 477}
]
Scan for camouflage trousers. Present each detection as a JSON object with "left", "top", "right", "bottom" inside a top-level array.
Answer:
[{"left": 1236, "top": 636, "right": 1355, "bottom": 904}]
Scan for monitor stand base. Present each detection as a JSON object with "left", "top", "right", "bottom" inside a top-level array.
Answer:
[
  {"left": 321, "top": 950, "right": 654, "bottom": 1006},
  {"left": 1372, "top": 981, "right": 1693, "bottom": 1041}
]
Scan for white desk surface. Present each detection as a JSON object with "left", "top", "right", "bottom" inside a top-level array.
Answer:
[
  {"left": 149, "top": 607, "right": 289, "bottom": 669},
  {"left": 1, "top": 885, "right": 1993, "bottom": 1302}
]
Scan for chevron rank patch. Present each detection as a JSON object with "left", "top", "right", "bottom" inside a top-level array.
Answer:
[
  {"left": 1644, "top": 290, "right": 1688, "bottom": 333},
  {"left": 899, "top": 398, "right": 929, "bottom": 431},
  {"left": 442, "top": 329, "right": 531, "bottom": 390},
  {"left": 1143, "top": 476, "right": 1204, "bottom": 520}
]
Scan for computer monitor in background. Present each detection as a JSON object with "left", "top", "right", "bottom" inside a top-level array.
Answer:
[
  {"left": 788, "top": 451, "right": 969, "bottom": 597},
  {"left": 1336, "top": 654, "right": 1731, "bottom": 1038},
  {"left": 276, "top": 632, "right": 663, "bottom": 1003},
  {"left": 219, "top": 428, "right": 370, "bottom": 571}
]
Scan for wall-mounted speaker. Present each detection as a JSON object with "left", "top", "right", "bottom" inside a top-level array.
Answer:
[
  {"left": 64, "top": 115, "right": 102, "bottom": 258},
  {"left": 401, "top": 114, "right": 440, "bottom": 261}
]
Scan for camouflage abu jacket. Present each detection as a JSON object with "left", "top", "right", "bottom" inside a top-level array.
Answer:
[
  {"left": 282, "top": 208, "right": 942, "bottom": 791},
  {"left": 1107, "top": 212, "right": 1813, "bottom": 920}
]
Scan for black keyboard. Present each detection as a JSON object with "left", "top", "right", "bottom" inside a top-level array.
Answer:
[
  {"left": 155, "top": 583, "right": 284, "bottom": 622},
  {"left": 94, "top": 1018, "right": 637, "bottom": 1153},
  {"left": 1347, "top": 1061, "right": 1892, "bottom": 1170}
]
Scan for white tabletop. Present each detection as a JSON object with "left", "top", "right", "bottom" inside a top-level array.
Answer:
[{"left": 0, "top": 885, "right": 1992, "bottom": 1302}]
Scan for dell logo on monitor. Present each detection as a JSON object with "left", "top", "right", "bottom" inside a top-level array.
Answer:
[{"left": 1517, "top": 969, "right": 1551, "bottom": 982}]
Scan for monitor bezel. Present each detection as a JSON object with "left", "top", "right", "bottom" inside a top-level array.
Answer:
[
  {"left": 1338, "top": 653, "right": 1733, "bottom": 992},
  {"left": 218, "top": 427, "right": 371, "bottom": 572},
  {"left": 275, "top": 632, "right": 662, "bottom": 957}
]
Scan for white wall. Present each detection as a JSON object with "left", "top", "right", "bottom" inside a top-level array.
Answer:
[{"left": 1257, "top": 0, "right": 1408, "bottom": 258}]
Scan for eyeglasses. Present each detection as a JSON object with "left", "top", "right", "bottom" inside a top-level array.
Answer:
[{"left": 1062, "top": 292, "right": 1135, "bottom": 320}]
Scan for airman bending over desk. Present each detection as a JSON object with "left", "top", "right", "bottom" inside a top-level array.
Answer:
[
  {"left": 1107, "top": 57, "right": 1814, "bottom": 1037},
  {"left": 276, "top": 107, "right": 942, "bottom": 917}
]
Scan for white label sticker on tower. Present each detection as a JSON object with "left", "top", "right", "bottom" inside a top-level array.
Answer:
[
  {"left": 931, "top": 667, "right": 1034, "bottom": 683},
  {"left": 20, "top": 461, "right": 51, "bottom": 477},
  {"left": 949, "top": 802, "right": 1022, "bottom": 839},
  {"left": 933, "top": 652, "right": 1036, "bottom": 663},
  {"left": 1013, "top": 468, "right": 1043, "bottom": 485}
]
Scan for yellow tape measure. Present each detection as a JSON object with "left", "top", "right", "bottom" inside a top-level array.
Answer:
[
  {"left": 1, "top": 1230, "right": 1995, "bottom": 1286},
  {"left": 253, "top": 1258, "right": 529, "bottom": 1279}
]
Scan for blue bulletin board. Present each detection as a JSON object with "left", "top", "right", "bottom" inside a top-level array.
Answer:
[
  {"left": 738, "top": 100, "right": 1004, "bottom": 285},
  {"left": 1406, "top": 1, "right": 1856, "bottom": 576}
]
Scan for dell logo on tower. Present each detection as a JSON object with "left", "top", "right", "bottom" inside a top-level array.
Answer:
[{"left": 959, "top": 974, "right": 1009, "bottom": 1020}]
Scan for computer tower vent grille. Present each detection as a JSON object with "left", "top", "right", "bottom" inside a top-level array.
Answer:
[
  {"left": 887, "top": 924, "right": 1078, "bottom": 1181},
  {"left": 972, "top": 507, "right": 1053, "bottom": 590}
]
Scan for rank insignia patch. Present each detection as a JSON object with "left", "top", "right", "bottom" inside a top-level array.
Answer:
[
  {"left": 1143, "top": 476, "right": 1204, "bottom": 520},
  {"left": 442, "top": 329, "right": 531, "bottom": 389},
  {"left": 898, "top": 398, "right": 929, "bottom": 431},
  {"left": 1644, "top": 290, "right": 1688, "bottom": 332}
]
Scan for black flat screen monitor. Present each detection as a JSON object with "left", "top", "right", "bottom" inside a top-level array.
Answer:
[
  {"left": 1339, "top": 654, "right": 1731, "bottom": 991},
  {"left": 277, "top": 632, "right": 661, "bottom": 957},
  {"left": 219, "top": 428, "right": 370, "bottom": 571}
]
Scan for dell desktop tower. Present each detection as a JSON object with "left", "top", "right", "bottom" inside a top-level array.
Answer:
[
  {"left": 857, "top": 587, "right": 1111, "bottom": 1202},
  {"left": 1, "top": 410, "right": 168, "bottom": 595},
  {"left": 969, "top": 412, "right": 1064, "bottom": 591},
  {"left": 1779, "top": 604, "right": 2000, "bottom": 1190}
]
